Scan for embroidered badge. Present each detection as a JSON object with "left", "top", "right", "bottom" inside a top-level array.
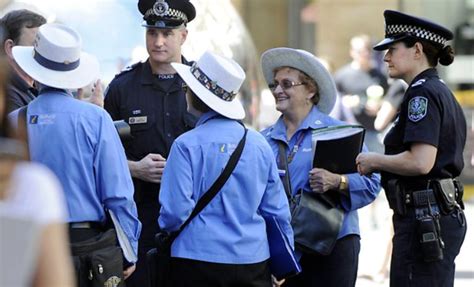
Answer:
[
  {"left": 29, "top": 115, "right": 38, "bottom": 124},
  {"left": 408, "top": 96, "right": 428, "bottom": 122}
]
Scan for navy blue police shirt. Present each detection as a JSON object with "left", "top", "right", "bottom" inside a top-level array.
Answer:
[
  {"left": 382, "top": 68, "right": 466, "bottom": 187},
  {"left": 104, "top": 58, "right": 197, "bottom": 200}
]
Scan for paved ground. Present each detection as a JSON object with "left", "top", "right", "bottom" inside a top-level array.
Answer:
[{"left": 356, "top": 195, "right": 474, "bottom": 287}]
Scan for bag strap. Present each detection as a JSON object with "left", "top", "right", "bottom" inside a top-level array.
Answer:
[
  {"left": 277, "top": 142, "right": 292, "bottom": 199},
  {"left": 171, "top": 126, "right": 248, "bottom": 239}
]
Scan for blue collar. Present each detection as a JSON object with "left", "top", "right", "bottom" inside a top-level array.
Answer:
[{"left": 269, "top": 106, "right": 332, "bottom": 142}]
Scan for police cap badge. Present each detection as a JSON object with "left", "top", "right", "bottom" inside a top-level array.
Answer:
[{"left": 138, "top": 0, "right": 196, "bottom": 29}]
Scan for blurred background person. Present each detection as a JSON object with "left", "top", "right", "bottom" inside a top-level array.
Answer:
[
  {"left": 357, "top": 10, "right": 467, "bottom": 287},
  {"left": 0, "top": 9, "right": 45, "bottom": 113},
  {"left": 0, "top": 58, "right": 75, "bottom": 287},
  {"left": 260, "top": 47, "right": 381, "bottom": 287},
  {"left": 374, "top": 79, "right": 408, "bottom": 133},
  {"left": 334, "top": 34, "right": 388, "bottom": 154},
  {"left": 104, "top": 1, "right": 197, "bottom": 285}
]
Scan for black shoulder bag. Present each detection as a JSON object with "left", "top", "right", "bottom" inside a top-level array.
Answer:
[
  {"left": 278, "top": 141, "right": 344, "bottom": 256},
  {"left": 147, "top": 127, "right": 248, "bottom": 287}
]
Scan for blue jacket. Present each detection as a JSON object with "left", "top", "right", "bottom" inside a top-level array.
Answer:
[
  {"left": 12, "top": 88, "right": 141, "bottom": 256},
  {"left": 159, "top": 111, "right": 293, "bottom": 264},
  {"left": 261, "top": 106, "right": 381, "bottom": 239}
]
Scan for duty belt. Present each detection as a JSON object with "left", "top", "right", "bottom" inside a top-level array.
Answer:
[{"left": 404, "top": 189, "right": 437, "bottom": 207}]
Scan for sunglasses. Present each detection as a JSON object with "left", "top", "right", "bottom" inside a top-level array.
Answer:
[{"left": 268, "top": 79, "right": 306, "bottom": 92}]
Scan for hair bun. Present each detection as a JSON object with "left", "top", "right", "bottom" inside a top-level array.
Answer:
[{"left": 438, "top": 45, "right": 454, "bottom": 66}]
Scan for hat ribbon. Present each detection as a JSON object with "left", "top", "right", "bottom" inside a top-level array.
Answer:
[
  {"left": 190, "top": 62, "right": 236, "bottom": 102},
  {"left": 33, "top": 49, "right": 80, "bottom": 72}
]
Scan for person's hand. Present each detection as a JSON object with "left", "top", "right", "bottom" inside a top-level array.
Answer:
[
  {"left": 356, "top": 152, "right": 377, "bottom": 175},
  {"left": 130, "top": 153, "right": 166, "bottom": 183},
  {"left": 123, "top": 264, "right": 136, "bottom": 279},
  {"left": 308, "top": 168, "right": 340, "bottom": 193},
  {"left": 76, "top": 79, "right": 104, "bottom": 108},
  {"left": 271, "top": 275, "right": 285, "bottom": 287},
  {"left": 89, "top": 79, "right": 104, "bottom": 108}
]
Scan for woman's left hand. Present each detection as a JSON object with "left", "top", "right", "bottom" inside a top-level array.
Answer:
[{"left": 309, "top": 168, "right": 339, "bottom": 193}]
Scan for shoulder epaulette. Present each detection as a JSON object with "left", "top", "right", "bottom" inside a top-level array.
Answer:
[
  {"left": 113, "top": 61, "right": 142, "bottom": 79},
  {"left": 411, "top": 79, "right": 426, "bottom": 88}
]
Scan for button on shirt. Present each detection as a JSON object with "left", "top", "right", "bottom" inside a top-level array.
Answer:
[
  {"left": 159, "top": 111, "right": 293, "bottom": 264},
  {"left": 261, "top": 106, "right": 381, "bottom": 238},
  {"left": 13, "top": 89, "right": 141, "bottom": 255}
]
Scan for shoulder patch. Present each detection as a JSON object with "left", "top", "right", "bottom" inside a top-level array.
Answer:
[
  {"left": 113, "top": 62, "right": 142, "bottom": 78},
  {"left": 408, "top": 96, "right": 428, "bottom": 122},
  {"left": 411, "top": 79, "right": 426, "bottom": 88}
]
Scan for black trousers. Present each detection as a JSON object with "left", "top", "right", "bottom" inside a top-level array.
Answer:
[
  {"left": 390, "top": 209, "right": 467, "bottom": 287},
  {"left": 284, "top": 234, "right": 360, "bottom": 287},
  {"left": 170, "top": 257, "right": 272, "bottom": 287},
  {"left": 126, "top": 199, "right": 159, "bottom": 287}
]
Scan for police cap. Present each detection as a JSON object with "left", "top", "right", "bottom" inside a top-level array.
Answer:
[
  {"left": 374, "top": 10, "right": 453, "bottom": 51},
  {"left": 138, "top": 0, "right": 196, "bottom": 29}
]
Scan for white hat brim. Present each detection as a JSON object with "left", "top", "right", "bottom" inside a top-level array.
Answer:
[
  {"left": 172, "top": 62, "right": 245, "bottom": 120},
  {"left": 261, "top": 47, "right": 337, "bottom": 114},
  {"left": 12, "top": 46, "right": 99, "bottom": 90}
]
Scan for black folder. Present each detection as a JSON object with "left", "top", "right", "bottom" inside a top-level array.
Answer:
[{"left": 312, "top": 125, "right": 365, "bottom": 174}]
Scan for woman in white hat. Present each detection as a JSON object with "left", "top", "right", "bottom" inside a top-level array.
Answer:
[
  {"left": 158, "top": 51, "right": 293, "bottom": 287},
  {"left": 10, "top": 23, "right": 141, "bottom": 286},
  {"left": 0, "top": 59, "right": 74, "bottom": 287},
  {"left": 260, "top": 47, "right": 381, "bottom": 287}
]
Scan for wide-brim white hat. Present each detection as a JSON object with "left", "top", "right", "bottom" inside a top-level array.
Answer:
[
  {"left": 12, "top": 23, "right": 99, "bottom": 90},
  {"left": 261, "top": 47, "right": 337, "bottom": 114},
  {"left": 172, "top": 51, "right": 245, "bottom": 120}
]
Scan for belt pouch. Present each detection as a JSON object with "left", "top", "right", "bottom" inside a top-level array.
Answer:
[
  {"left": 71, "top": 229, "right": 124, "bottom": 287},
  {"left": 417, "top": 216, "right": 444, "bottom": 262},
  {"left": 453, "top": 179, "right": 465, "bottom": 209},
  {"left": 432, "top": 179, "right": 456, "bottom": 214},
  {"left": 384, "top": 179, "right": 406, "bottom": 215}
]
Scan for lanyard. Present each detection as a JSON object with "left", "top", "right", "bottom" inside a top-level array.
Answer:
[{"left": 287, "top": 132, "right": 305, "bottom": 164}]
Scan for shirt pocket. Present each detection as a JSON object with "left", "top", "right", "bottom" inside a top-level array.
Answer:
[{"left": 127, "top": 113, "right": 156, "bottom": 136}]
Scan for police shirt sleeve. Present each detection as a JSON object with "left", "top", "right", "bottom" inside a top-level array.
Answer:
[
  {"left": 103, "top": 81, "right": 121, "bottom": 120},
  {"left": 403, "top": 87, "right": 441, "bottom": 147}
]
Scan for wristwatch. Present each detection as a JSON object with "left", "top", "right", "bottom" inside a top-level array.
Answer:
[{"left": 339, "top": 175, "right": 348, "bottom": 191}]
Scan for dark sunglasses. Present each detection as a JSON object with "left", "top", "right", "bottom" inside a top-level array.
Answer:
[{"left": 268, "top": 79, "right": 306, "bottom": 92}]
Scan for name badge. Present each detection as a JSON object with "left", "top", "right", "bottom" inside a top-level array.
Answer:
[{"left": 129, "top": 116, "right": 147, "bottom": 124}]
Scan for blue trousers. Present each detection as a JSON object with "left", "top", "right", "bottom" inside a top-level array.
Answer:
[{"left": 390, "top": 209, "right": 467, "bottom": 287}]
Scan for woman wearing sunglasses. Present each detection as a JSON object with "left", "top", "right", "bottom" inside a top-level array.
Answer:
[{"left": 260, "top": 47, "right": 381, "bottom": 287}]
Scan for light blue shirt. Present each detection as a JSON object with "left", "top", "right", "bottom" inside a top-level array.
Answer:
[
  {"left": 261, "top": 106, "right": 381, "bottom": 239},
  {"left": 11, "top": 88, "right": 141, "bottom": 255},
  {"left": 159, "top": 111, "right": 293, "bottom": 264}
]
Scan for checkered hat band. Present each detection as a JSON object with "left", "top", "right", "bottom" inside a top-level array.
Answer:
[
  {"left": 386, "top": 24, "right": 447, "bottom": 45},
  {"left": 144, "top": 8, "right": 188, "bottom": 23}
]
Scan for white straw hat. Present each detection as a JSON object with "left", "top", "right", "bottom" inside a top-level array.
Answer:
[
  {"left": 12, "top": 23, "right": 99, "bottom": 90},
  {"left": 261, "top": 47, "right": 337, "bottom": 114},
  {"left": 171, "top": 51, "right": 246, "bottom": 120}
]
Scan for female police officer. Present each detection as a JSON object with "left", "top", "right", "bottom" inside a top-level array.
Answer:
[{"left": 356, "top": 10, "right": 467, "bottom": 287}]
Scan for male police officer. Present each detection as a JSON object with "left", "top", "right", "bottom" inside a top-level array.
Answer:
[{"left": 104, "top": 0, "right": 197, "bottom": 285}]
